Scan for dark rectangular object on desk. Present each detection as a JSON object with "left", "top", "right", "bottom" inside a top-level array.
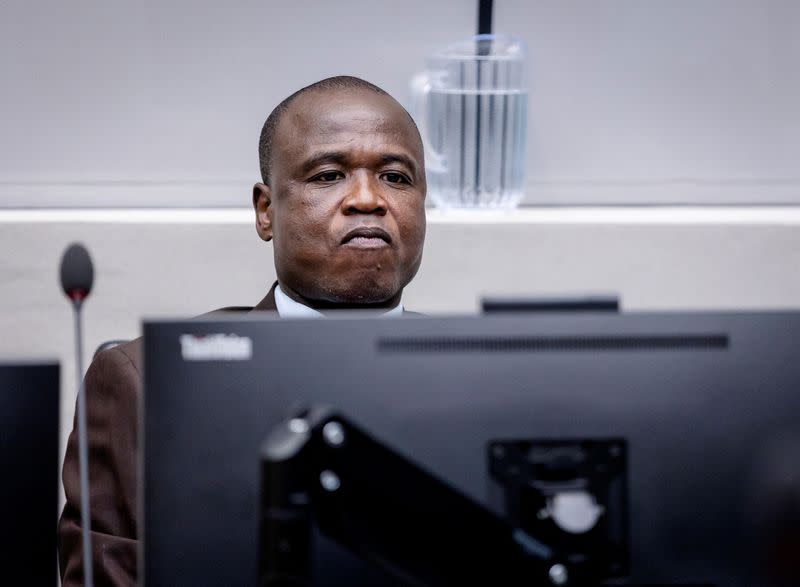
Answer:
[
  {"left": 142, "top": 311, "right": 800, "bottom": 586},
  {"left": 481, "top": 294, "right": 620, "bottom": 314},
  {"left": 0, "top": 361, "right": 60, "bottom": 585}
]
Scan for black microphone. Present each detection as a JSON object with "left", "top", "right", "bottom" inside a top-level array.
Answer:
[
  {"left": 60, "top": 243, "right": 94, "bottom": 303},
  {"left": 59, "top": 243, "right": 95, "bottom": 587}
]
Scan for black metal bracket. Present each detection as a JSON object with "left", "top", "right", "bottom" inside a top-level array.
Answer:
[
  {"left": 259, "top": 407, "right": 628, "bottom": 586},
  {"left": 489, "top": 439, "right": 629, "bottom": 582}
]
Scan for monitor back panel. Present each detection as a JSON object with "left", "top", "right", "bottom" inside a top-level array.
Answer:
[
  {"left": 0, "top": 361, "right": 60, "bottom": 584},
  {"left": 143, "top": 312, "right": 800, "bottom": 586}
]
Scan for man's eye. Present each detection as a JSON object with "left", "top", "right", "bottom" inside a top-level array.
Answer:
[
  {"left": 382, "top": 172, "right": 410, "bottom": 184},
  {"left": 313, "top": 171, "right": 343, "bottom": 182}
]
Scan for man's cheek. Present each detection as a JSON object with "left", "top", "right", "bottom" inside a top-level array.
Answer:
[{"left": 284, "top": 221, "right": 325, "bottom": 248}]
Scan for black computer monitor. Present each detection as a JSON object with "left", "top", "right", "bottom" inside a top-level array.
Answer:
[
  {"left": 142, "top": 312, "right": 800, "bottom": 586},
  {"left": 0, "top": 361, "right": 60, "bottom": 584}
]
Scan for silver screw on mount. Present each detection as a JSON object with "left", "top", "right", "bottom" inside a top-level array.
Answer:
[
  {"left": 288, "top": 418, "right": 309, "bottom": 434},
  {"left": 548, "top": 563, "right": 568, "bottom": 585},
  {"left": 322, "top": 421, "right": 345, "bottom": 447},
  {"left": 319, "top": 470, "right": 341, "bottom": 492}
]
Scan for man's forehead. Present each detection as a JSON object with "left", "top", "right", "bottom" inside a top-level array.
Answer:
[{"left": 279, "top": 89, "right": 417, "bottom": 146}]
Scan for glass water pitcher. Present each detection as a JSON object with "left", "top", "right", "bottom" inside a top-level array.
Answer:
[{"left": 411, "top": 34, "right": 528, "bottom": 210}]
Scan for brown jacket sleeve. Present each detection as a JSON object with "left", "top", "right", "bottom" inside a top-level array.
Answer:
[{"left": 58, "top": 343, "right": 140, "bottom": 586}]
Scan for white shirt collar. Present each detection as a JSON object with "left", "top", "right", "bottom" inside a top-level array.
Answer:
[{"left": 274, "top": 284, "right": 404, "bottom": 318}]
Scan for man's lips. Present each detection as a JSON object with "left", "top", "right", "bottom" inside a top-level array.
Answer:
[{"left": 341, "top": 227, "right": 392, "bottom": 248}]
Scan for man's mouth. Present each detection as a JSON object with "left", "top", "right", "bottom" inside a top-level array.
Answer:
[{"left": 341, "top": 227, "right": 392, "bottom": 249}]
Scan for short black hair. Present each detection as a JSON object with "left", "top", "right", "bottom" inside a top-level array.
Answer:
[{"left": 258, "top": 76, "right": 407, "bottom": 185}]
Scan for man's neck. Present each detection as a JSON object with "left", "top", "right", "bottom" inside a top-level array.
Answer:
[{"left": 274, "top": 283, "right": 404, "bottom": 318}]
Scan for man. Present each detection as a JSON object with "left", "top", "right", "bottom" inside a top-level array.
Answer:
[{"left": 58, "top": 75, "right": 427, "bottom": 585}]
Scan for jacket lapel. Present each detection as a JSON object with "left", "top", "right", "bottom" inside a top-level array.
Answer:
[{"left": 251, "top": 281, "right": 279, "bottom": 312}]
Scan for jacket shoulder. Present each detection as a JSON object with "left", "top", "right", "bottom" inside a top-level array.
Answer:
[{"left": 93, "top": 338, "right": 143, "bottom": 377}]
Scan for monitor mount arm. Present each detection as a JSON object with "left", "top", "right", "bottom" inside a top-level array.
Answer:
[{"left": 258, "top": 406, "right": 623, "bottom": 586}]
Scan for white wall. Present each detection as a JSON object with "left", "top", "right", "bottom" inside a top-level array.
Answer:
[{"left": 1, "top": 0, "right": 799, "bottom": 205}]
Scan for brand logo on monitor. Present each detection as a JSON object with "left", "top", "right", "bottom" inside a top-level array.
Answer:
[{"left": 179, "top": 334, "right": 252, "bottom": 361}]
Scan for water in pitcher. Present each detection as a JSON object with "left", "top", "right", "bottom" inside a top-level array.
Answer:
[
  {"left": 411, "top": 34, "right": 528, "bottom": 209},
  {"left": 426, "top": 87, "right": 527, "bottom": 209}
]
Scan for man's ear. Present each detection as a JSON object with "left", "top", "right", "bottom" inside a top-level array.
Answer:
[{"left": 253, "top": 183, "right": 273, "bottom": 242}]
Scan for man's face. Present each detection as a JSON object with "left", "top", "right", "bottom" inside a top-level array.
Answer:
[{"left": 254, "top": 88, "right": 426, "bottom": 307}]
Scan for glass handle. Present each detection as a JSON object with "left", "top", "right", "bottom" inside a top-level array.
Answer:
[{"left": 409, "top": 71, "right": 446, "bottom": 174}]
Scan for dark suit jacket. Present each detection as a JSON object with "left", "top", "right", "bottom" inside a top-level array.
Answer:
[{"left": 58, "top": 285, "right": 279, "bottom": 586}]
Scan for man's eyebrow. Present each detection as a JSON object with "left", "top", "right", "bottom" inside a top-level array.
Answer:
[
  {"left": 298, "top": 151, "right": 420, "bottom": 176},
  {"left": 299, "top": 151, "right": 350, "bottom": 175},
  {"left": 380, "top": 154, "right": 419, "bottom": 175}
]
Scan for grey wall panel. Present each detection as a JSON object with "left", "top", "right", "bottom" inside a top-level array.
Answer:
[
  {"left": 2, "top": 0, "right": 799, "bottom": 205},
  {"left": 496, "top": 0, "right": 800, "bottom": 202},
  {"left": 0, "top": 0, "right": 471, "bottom": 204}
]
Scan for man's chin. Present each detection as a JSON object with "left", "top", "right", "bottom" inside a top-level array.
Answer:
[
  {"left": 313, "top": 277, "right": 404, "bottom": 308},
  {"left": 326, "top": 285, "right": 400, "bottom": 307}
]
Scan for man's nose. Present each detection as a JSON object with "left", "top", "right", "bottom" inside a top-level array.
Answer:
[{"left": 342, "top": 172, "right": 387, "bottom": 215}]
